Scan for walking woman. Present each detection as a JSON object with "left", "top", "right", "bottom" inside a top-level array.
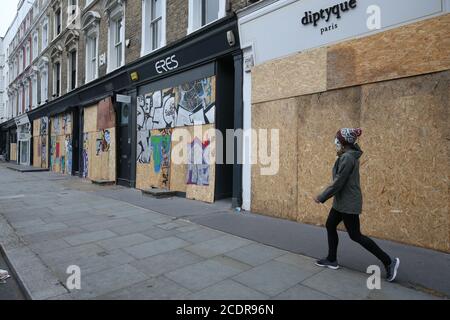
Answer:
[{"left": 314, "top": 128, "right": 400, "bottom": 282}]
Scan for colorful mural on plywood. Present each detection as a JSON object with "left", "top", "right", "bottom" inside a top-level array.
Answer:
[
  {"left": 136, "top": 76, "right": 216, "bottom": 200},
  {"left": 33, "top": 117, "right": 49, "bottom": 169},
  {"left": 82, "top": 100, "right": 116, "bottom": 182},
  {"left": 49, "top": 112, "right": 73, "bottom": 175},
  {"left": 187, "top": 138, "right": 211, "bottom": 186}
]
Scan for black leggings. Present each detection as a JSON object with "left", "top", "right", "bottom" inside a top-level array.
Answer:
[{"left": 326, "top": 208, "right": 391, "bottom": 267}]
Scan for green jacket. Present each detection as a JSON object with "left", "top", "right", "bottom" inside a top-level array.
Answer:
[{"left": 318, "top": 144, "right": 363, "bottom": 214}]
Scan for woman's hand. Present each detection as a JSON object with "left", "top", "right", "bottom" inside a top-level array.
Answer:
[{"left": 313, "top": 196, "right": 321, "bottom": 204}]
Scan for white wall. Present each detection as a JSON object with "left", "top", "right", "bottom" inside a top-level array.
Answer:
[{"left": 2, "top": 0, "right": 35, "bottom": 122}]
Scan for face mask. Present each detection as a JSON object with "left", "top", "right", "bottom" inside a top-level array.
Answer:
[{"left": 335, "top": 138, "right": 343, "bottom": 153}]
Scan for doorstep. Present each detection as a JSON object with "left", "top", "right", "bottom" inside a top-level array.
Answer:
[{"left": 141, "top": 188, "right": 179, "bottom": 199}]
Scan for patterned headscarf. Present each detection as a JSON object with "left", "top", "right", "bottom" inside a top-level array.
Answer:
[{"left": 336, "top": 128, "right": 362, "bottom": 145}]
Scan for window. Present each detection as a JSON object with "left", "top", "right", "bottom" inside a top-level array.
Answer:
[
  {"left": 24, "top": 82, "right": 30, "bottom": 111},
  {"left": 188, "top": 0, "right": 225, "bottom": 33},
  {"left": 18, "top": 87, "right": 23, "bottom": 114},
  {"left": 26, "top": 42, "right": 31, "bottom": 67},
  {"left": 86, "top": 34, "right": 98, "bottom": 82},
  {"left": 33, "top": 1, "right": 39, "bottom": 19},
  {"left": 68, "top": 50, "right": 77, "bottom": 90},
  {"left": 32, "top": 76, "right": 38, "bottom": 108},
  {"left": 19, "top": 51, "right": 24, "bottom": 74},
  {"left": 105, "top": 0, "right": 125, "bottom": 73},
  {"left": 33, "top": 32, "right": 39, "bottom": 61},
  {"left": 53, "top": 62, "right": 61, "bottom": 97},
  {"left": 142, "top": 0, "right": 166, "bottom": 56},
  {"left": 42, "top": 18, "right": 49, "bottom": 51},
  {"left": 40, "top": 67, "right": 48, "bottom": 103},
  {"left": 108, "top": 15, "right": 125, "bottom": 72},
  {"left": 68, "top": 0, "right": 78, "bottom": 25},
  {"left": 54, "top": 9, "right": 62, "bottom": 38}
]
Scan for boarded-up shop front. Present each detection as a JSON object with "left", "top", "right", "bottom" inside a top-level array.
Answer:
[
  {"left": 81, "top": 98, "right": 116, "bottom": 182},
  {"left": 136, "top": 75, "right": 219, "bottom": 203},
  {"left": 49, "top": 112, "right": 73, "bottom": 175},
  {"left": 131, "top": 16, "right": 242, "bottom": 204},
  {"left": 32, "top": 117, "right": 49, "bottom": 169},
  {"left": 239, "top": 1, "right": 450, "bottom": 252}
]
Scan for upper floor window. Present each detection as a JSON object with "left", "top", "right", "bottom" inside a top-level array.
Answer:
[
  {"left": 142, "top": 0, "right": 166, "bottom": 56},
  {"left": 68, "top": 0, "right": 79, "bottom": 25},
  {"left": 42, "top": 18, "right": 49, "bottom": 50},
  {"left": 33, "top": 1, "right": 39, "bottom": 19},
  {"left": 86, "top": 34, "right": 98, "bottom": 82},
  {"left": 188, "top": 0, "right": 226, "bottom": 34},
  {"left": 105, "top": 0, "right": 125, "bottom": 72},
  {"left": 53, "top": 61, "right": 61, "bottom": 98},
  {"left": 33, "top": 32, "right": 39, "bottom": 61},
  {"left": 82, "top": 11, "right": 100, "bottom": 82},
  {"left": 54, "top": 8, "right": 62, "bottom": 38},
  {"left": 68, "top": 50, "right": 77, "bottom": 91},
  {"left": 26, "top": 42, "right": 31, "bottom": 67}
]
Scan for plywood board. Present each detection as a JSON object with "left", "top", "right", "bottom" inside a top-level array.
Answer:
[
  {"left": 358, "top": 72, "right": 449, "bottom": 252},
  {"left": 252, "top": 47, "right": 327, "bottom": 104},
  {"left": 169, "top": 127, "right": 189, "bottom": 193},
  {"left": 296, "top": 87, "right": 361, "bottom": 227},
  {"left": 327, "top": 14, "right": 450, "bottom": 90},
  {"left": 97, "top": 98, "right": 115, "bottom": 130},
  {"left": 251, "top": 71, "right": 449, "bottom": 252},
  {"left": 84, "top": 104, "right": 98, "bottom": 133},
  {"left": 186, "top": 124, "right": 216, "bottom": 203},
  {"left": 251, "top": 98, "right": 299, "bottom": 218},
  {"left": 10, "top": 144, "right": 17, "bottom": 161}
]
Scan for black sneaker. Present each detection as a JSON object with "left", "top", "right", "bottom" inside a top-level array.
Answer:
[
  {"left": 315, "top": 258, "right": 339, "bottom": 270},
  {"left": 386, "top": 257, "right": 400, "bottom": 282}
]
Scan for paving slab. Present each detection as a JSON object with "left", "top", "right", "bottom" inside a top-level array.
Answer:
[
  {"left": 64, "top": 230, "right": 118, "bottom": 246},
  {"left": 130, "top": 249, "right": 204, "bottom": 277},
  {"left": 225, "top": 243, "right": 287, "bottom": 267},
  {"left": 233, "top": 260, "right": 319, "bottom": 297},
  {"left": 124, "top": 237, "right": 191, "bottom": 259},
  {"left": 165, "top": 260, "right": 245, "bottom": 292},
  {"left": 188, "top": 280, "right": 269, "bottom": 300},
  {"left": 185, "top": 235, "right": 252, "bottom": 258},
  {"left": 96, "top": 276, "right": 192, "bottom": 300}
]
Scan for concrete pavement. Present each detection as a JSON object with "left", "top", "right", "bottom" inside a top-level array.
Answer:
[{"left": 0, "top": 163, "right": 446, "bottom": 300}]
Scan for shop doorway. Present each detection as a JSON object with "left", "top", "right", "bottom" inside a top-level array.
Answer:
[
  {"left": 117, "top": 98, "right": 132, "bottom": 187},
  {"left": 215, "top": 56, "right": 236, "bottom": 201}
]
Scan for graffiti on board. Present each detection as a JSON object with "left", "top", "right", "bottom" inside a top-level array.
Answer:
[
  {"left": 137, "top": 130, "right": 152, "bottom": 164},
  {"left": 137, "top": 89, "right": 177, "bottom": 131},
  {"left": 176, "top": 78, "right": 215, "bottom": 127},
  {"left": 187, "top": 138, "right": 211, "bottom": 186},
  {"left": 82, "top": 133, "right": 89, "bottom": 178},
  {"left": 96, "top": 129, "right": 111, "bottom": 156}
]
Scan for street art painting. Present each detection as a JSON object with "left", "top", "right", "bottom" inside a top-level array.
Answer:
[
  {"left": 137, "top": 89, "right": 177, "bottom": 130},
  {"left": 187, "top": 138, "right": 211, "bottom": 186},
  {"left": 40, "top": 117, "right": 48, "bottom": 135},
  {"left": 65, "top": 136, "right": 72, "bottom": 174},
  {"left": 137, "top": 130, "right": 152, "bottom": 164},
  {"left": 150, "top": 129, "right": 172, "bottom": 188},
  {"left": 82, "top": 133, "right": 89, "bottom": 178},
  {"left": 96, "top": 130, "right": 111, "bottom": 156},
  {"left": 62, "top": 113, "right": 72, "bottom": 133},
  {"left": 176, "top": 78, "right": 215, "bottom": 127},
  {"left": 151, "top": 131, "right": 172, "bottom": 173}
]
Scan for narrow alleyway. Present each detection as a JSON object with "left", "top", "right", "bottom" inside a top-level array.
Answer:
[{"left": 0, "top": 164, "right": 444, "bottom": 300}]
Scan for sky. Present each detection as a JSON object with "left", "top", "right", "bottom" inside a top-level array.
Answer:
[{"left": 0, "top": 0, "right": 20, "bottom": 38}]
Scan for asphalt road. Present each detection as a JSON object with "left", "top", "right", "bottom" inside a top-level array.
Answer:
[{"left": 0, "top": 255, "right": 26, "bottom": 300}]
